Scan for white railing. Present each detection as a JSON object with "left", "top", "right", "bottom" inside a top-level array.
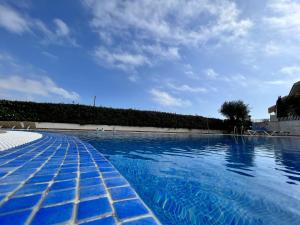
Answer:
[{"left": 251, "top": 119, "right": 270, "bottom": 123}]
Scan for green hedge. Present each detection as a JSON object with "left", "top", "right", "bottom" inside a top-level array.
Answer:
[{"left": 0, "top": 100, "right": 227, "bottom": 130}]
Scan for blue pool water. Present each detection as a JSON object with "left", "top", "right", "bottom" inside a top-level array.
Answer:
[{"left": 69, "top": 132, "right": 300, "bottom": 225}]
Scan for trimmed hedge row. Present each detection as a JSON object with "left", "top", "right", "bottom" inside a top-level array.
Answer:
[{"left": 0, "top": 100, "right": 227, "bottom": 130}]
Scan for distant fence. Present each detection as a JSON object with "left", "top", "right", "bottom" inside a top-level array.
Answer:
[{"left": 278, "top": 116, "right": 300, "bottom": 121}]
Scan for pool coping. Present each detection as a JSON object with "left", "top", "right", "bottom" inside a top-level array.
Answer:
[{"left": 0, "top": 131, "right": 161, "bottom": 225}]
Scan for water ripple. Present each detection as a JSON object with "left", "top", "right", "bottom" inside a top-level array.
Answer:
[{"left": 63, "top": 131, "right": 300, "bottom": 225}]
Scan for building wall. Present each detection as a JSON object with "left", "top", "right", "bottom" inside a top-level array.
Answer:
[
  {"left": 0, "top": 121, "right": 222, "bottom": 134},
  {"left": 267, "top": 120, "right": 300, "bottom": 135},
  {"left": 35, "top": 122, "right": 222, "bottom": 134}
]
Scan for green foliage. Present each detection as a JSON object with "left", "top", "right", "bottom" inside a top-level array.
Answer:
[
  {"left": 219, "top": 100, "right": 251, "bottom": 130},
  {"left": 0, "top": 100, "right": 227, "bottom": 130},
  {"left": 276, "top": 95, "right": 300, "bottom": 117},
  {"left": 220, "top": 100, "right": 250, "bottom": 121}
]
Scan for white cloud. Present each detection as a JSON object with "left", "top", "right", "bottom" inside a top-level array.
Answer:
[
  {"left": 227, "top": 74, "right": 248, "bottom": 86},
  {"left": 41, "top": 18, "right": 77, "bottom": 46},
  {"left": 0, "top": 52, "right": 79, "bottom": 101},
  {"left": 264, "top": 0, "right": 300, "bottom": 37},
  {"left": 150, "top": 89, "right": 191, "bottom": 107},
  {"left": 264, "top": 65, "right": 300, "bottom": 87},
  {"left": 84, "top": 0, "right": 252, "bottom": 45},
  {"left": 0, "top": 4, "right": 30, "bottom": 34},
  {"left": 42, "top": 51, "right": 58, "bottom": 60},
  {"left": 264, "top": 78, "right": 298, "bottom": 88},
  {"left": 0, "top": 52, "right": 14, "bottom": 62},
  {"left": 264, "top": 41, "right": 280, "bottom": 56},
  {"left": 280, "top": 65, "right": 300, "bottom": 76},
  {"left": 128, "top": 74, "right": 138, "bottom": 82},
  {"left": 168, "top": 83, "right": 207, "bottom": 93},
  {"left": 265, "top": 80, "right": 288, "bottom": 85},
  {"left": 138, "top": 45, "right": 180, "bottom": 60},
  {"left": 83, "top": 0, "right": 252, "bottom": 71},
  {"left": 94, "top": 47, "right": 150, "bottom": 71},
  {"left": 0, "top": 75, "right": 79, "bottom": 100},
  {"left": 204, "top": 68, "right": 219, "bottom": 79},
  {"left": 0, "top": 4, "right": 76, "bottom": 46},
  {"left": 54, "top": 18, "right": 70, "bottom": 37},
  {"left": 184, "top": 64, "right": 199, "bottom": 80}
]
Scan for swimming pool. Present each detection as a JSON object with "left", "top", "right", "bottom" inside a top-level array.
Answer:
[{"left": 69, "top": 132, "right": 300, "bottom": 225}]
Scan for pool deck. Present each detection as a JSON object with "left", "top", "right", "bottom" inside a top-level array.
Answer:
[
  {"left": 0, "top": 131, "right": 42, "bottom": 151},
  {"left": 0, "top": 132, "right": 160, "bottom": 225}
]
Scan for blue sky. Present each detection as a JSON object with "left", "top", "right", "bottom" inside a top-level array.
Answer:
[{"left": 0, "top": 0, "right": 299, "bottom": 119}]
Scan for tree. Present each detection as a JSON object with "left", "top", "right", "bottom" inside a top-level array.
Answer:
[
  {"left": 220, "top": 100, "right": 251, "bottom": 131},
  {"left": 276, "top": 96, "right": 300, "bottom": 117}
]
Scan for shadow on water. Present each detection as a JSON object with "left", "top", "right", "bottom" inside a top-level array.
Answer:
[
  {"left": 271, "top": 137, "right": 300, "bottom": 183},
  {"left": 222, "top": 136, "right": 256, "bottom": 177}
]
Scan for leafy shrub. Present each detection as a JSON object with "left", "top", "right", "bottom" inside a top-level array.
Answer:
[{"left": 276, "top": 96, "right": 300, "bottom": 117}]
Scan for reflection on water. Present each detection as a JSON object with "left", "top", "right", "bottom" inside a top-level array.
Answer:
[{"left": 65, "top": 131, "right": 300, "bottom": 225}]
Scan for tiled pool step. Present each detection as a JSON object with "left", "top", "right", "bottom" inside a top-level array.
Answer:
[{"left": 0, "top": 132, "right": 161, "bottom": 225}]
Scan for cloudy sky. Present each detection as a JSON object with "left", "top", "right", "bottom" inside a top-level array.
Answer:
[{"left": 0, "top": 0, "right": 299, "bottom": 119}]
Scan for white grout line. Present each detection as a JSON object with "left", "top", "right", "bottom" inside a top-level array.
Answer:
[
  {"left": 80, "top": 139, "right": 162, "bottom": 225},
  {"left": 0, "top": 137, "right": 58, "bottom": 207},
  {"left": 71, "top": 137, "right": 81, "bottom": 224},
  {"left": 25, "top": 141, "right": 68, "bottom": 225},
  {"left": 0, "top": 136, "right": 53, "bottom": 178},
  {"left": 82, "top": 140, "right": 117, "bottom": 224},
  {"left": 0, "top": 134, "right": 162, "bottom": 225}
]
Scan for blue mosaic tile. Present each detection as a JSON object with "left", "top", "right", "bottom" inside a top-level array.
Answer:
[
  {"left": 97, "top": 161, "right": 112, "bottom": 168},
  {"left": 55, "top": 172, "right": 77, "bottom": 181},
  {"left": 80, "top": 184, "right": 106, "bottom": 200},
  {"left": 61, "top": 164, "right": 77, "bottom": 169},
  {"left": 102, "top": 172, "right": 121, "bottom": 179},
  {"left": 0, "top": 133, "right": 160, "bottom": 225},
  {"left": 105, "top": 177, "right": 128, "bottom": 188},
  {"left": 80, "top": 166, "right": 98, "bottom": 173},
  {"left": 110, "top": 186, "right": 136, "bottom": 201},
  {"left": 0, "top": 167, "right": 16, "bottom": 173},
  {"left": 0, "top": 195, "right": 5, "bottom": 202},
  {"left": 13, "top": 168, "right": 37, "bottom": 176},
  {"left": 0, "top": 183, "right": 18, "bottom": 193},
  {"left": 80, "top": 216, "right": 116, "bottom": 225},
  {"left": 99, "top": 167, "right": 115, "bottom": 173},
  {"left": 80, "top": 177, "right": 102, "bottom": 187},
  {"left": 60, "top": 167, "right": 77, "bottom": 173},
  {"left": 122, "top": 217, "right": 158, "bottom": 225},
  {"left": 50, "top": 179, "right": 76, "bottom": 191},
  {"left": 80, "top": 163, "right": 94, "bottom": 167},
  {"left": 28, "top": 175, "right": 54, "bottom": 184},
  {"left": 43, "top": 189, "right": 75, "bottom": 206},
  {"left": 16, "top": 183, "right": 48, "bottom": 196},
  {"left": 0, "top": 194, "right": 41, "bottom": 214},
  {"left": 0, "top": 209, "right": 31, "bottom": 225},
  {"left": 114, "top": 199, "right": 149, "bottom": 220},
  {"left": 81, "top": 171, "right": 99, "bottom": 179},
  {"left": 1, "top": 175, "right": 27, "bottom": 184},
  {"left": 31, "top": 203, "right": 74, "bottom": 225},
  {"left": 77, "top": 197, "right": 112, "bottom": 221}
]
